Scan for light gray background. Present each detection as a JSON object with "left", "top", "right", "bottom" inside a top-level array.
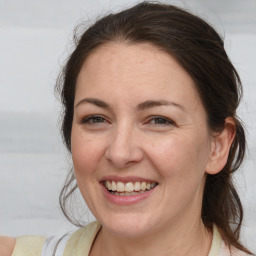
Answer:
[{"left": 0, "top": 0, "right": 255, "bottom": 252}]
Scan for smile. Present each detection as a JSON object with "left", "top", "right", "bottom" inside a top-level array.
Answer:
[{"left": 104, "top": 181, "right": 158, "bottom": 196}]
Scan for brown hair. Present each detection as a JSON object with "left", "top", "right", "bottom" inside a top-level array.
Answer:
[{"left": 56, "top": 1, "right": 252, "bottom": 254}]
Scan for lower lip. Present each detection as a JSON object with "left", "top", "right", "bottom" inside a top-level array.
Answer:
[{"left": 101, "top": 184, "right": 157, "bottom": 205}]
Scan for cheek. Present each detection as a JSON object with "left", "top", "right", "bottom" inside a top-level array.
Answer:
[
  {"left": 147, "top": 133, "right": 210, "bottom": 179},
  {"left": 71, "top": 128, "right": 105, "bottom": 177},
  {"left": 148, "top": 135, "right": 210, "bottom": 209},
  {"left": 149, "top": 140, "right": 179, "bottom": 177}
]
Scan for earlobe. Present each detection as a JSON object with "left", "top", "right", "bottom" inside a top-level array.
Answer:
[{"left": 206, "top": 117, "right": 236, "bottom": 175}]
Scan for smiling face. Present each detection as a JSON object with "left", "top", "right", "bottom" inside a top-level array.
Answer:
[{"left": 71, "top": 42, "right": 214, "bottom": 238}]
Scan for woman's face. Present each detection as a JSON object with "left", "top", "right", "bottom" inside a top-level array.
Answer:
[{"left": 71, "top": 42, "right": 214, "bottom": 237}]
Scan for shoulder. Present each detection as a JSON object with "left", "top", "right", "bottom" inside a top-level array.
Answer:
[
  {"left": 63, "top": 221, "right": 101, "bottom": 256},
  {"left": 68, "top": 221, "right": 101, "bottom": 243},
  {"left": 0, "top": 236, "right": 16, "bottom": 256},
  {"left": 210, "top": 225, "right": 252, "bottom": 256},
  {"left": 220, "top": 241, "right": 252, "bottom": 256},
  {"left": 11, "top": 235, "right": 46, "bottom": 256}
]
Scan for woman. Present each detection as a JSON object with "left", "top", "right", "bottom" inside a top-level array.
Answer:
[{"left": 1, "top": 2, "right": 253, "bottom": 255}]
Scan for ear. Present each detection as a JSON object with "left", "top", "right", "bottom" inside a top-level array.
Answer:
[{"left": 206, "top": 117, "right": 236, "bottom": 175}]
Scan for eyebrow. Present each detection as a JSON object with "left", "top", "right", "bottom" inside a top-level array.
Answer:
[
  {"left": 137, "top": 100, "right": 185, "bottom": 111},
  {"left": 75, "top": 98, "right": 110, "bottom": 109},
  {"left": 75, "top": 98, "right": 185, "bottom": 111}
]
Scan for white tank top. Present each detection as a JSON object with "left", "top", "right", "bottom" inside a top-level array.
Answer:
[{"left": 41, "top": 233, "right": 71, "bottom": 256}]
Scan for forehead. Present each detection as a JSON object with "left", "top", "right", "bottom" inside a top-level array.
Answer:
[
  {"left": 75, "top": 42, "right": 201, "bottom": 110},
  {"left": 79, "top": 42, "right": 192, "bottom": 84}
]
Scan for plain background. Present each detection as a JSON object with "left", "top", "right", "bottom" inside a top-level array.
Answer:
[{"left": 0, "top": 0, "right": 255, "bottom": 252}]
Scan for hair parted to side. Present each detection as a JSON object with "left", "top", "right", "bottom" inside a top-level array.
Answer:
[{"left": 55, "top": 1, "right": 252, "bottom": 254}]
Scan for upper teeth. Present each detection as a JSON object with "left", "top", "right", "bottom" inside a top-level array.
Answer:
[{"left": 104, "top": 181, "right": 157, "bottom": 192}]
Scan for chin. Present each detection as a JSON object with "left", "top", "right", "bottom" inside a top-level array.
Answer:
[{"left": 98, "top": 213, "right": 157, "bottom": 238}]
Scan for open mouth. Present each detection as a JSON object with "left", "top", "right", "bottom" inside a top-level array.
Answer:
[{"left": 104, "top": 181, "right": 158, "bottom": 196}]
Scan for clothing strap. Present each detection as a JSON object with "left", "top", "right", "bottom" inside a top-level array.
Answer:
[{"left": 41, "top": 233, "right": 71, "bottom": 256}]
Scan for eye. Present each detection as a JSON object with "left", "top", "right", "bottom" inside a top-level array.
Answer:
[
  {"left": 148, "top": 116, "right": 175, "bottom": 126},
  {"left": 79, "top": 115, "right": 108, "bottom": 125}
]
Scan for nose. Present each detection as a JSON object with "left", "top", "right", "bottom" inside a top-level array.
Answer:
[{"left": 105, "top": 124, "right": 143, "bottom": 169}]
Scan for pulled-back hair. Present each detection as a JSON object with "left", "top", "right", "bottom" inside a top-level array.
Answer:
[{"left": 56, "top": 2, "right": 252, "bottom": 254}]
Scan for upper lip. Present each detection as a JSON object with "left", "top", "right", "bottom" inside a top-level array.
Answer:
[{"left": 100, "top": 175, "right": 158, "bottom": 183}]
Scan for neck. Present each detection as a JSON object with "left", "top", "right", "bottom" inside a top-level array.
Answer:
[{"left": 91, "top": 217, "right": 212, "bottom": 256}]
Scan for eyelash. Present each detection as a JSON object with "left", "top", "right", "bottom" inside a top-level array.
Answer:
[
  {"left": 147, "top": 116, "right": 175, "bottom": 126},
  {"left": 79, "top": 115, "right": 175, "bottom": 127},
  {"left": 79, "top": 115, "right": 108, "bottom": 125}
]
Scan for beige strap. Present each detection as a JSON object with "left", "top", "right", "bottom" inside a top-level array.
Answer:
[{"left": 208, "top": 224, "right": 222, "bottom": 256}]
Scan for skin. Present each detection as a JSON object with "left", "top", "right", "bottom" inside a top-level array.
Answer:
[
  {"left": 72, "top": 42, "right": 235, "bottom": 256},
  {"left": 0, "top": 42, "right": 234, "bottom": 256},
  {"left": 0, "top": 237, "right": 15, "bottom": 256}
]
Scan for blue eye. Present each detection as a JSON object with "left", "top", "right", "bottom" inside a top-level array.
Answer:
[
  {"left": 149, "top": 116, "right": 175, "bottom": 126},
  {"left": 80, "top": 115, "right": 107, "bottom": 124}
]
